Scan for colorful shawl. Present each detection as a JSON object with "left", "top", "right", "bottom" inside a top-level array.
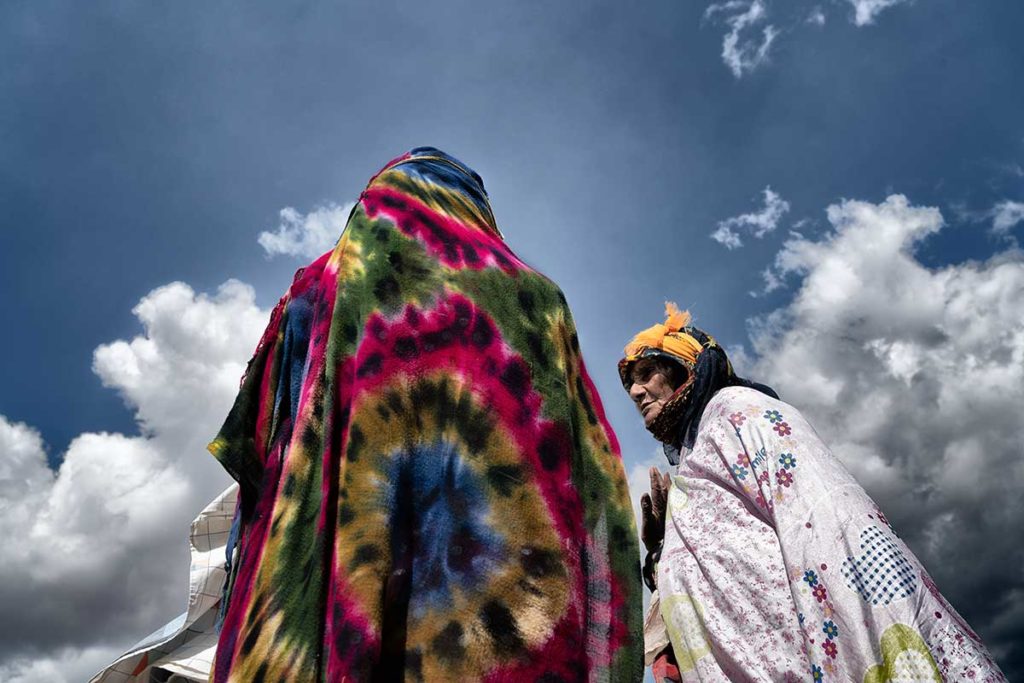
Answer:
[
  {"left": 654, "top": 386, "right": 1006, "bottom": 682},
  {"left": 209, "top": 148, "right": 642, "bottom": 681}
]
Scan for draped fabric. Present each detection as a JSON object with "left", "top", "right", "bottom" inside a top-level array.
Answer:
[
  {"left": 655, "top": 386, "right": 1006, "bottom": 682},
  {"left": 90, "top": 486, "right": 238, "bottom": 683},
  {"left": 209, "top": 148, "right": 642, "bottom": 682}
]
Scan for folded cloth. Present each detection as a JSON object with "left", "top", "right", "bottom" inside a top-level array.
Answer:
[
  {"left": 644, "top": 589, "right": 672, "bottom": 667},
  {"left": 90, "top": 486, "right": 238, "bottom": 683}
]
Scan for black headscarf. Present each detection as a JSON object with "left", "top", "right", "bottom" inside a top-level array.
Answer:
[{"left": 671, "top": 326, "right": 778, "bottom": 451}]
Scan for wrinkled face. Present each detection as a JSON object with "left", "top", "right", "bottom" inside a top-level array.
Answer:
[{"left": 626, "top": 357, "right": 685, "bottom": 427}]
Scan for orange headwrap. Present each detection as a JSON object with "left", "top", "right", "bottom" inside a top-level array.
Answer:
[{"left": 621, "top": 302, "right": 710, "bottom": 367}]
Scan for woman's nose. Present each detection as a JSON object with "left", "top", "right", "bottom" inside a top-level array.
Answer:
[{"left": 628, "top": 382, "right": 645, "bottom": 402}]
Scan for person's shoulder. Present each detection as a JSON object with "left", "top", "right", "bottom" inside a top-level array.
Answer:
[
  {"left": 707, "top": 385, "right": 792, "bottom": 413},
  {"left": 704, "top": 386, "right": 810, "bottom": 432}
]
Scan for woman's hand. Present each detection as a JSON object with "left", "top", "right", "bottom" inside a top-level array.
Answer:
[{"left": 640, "top": 467, "right": 670, "bottom": 590}]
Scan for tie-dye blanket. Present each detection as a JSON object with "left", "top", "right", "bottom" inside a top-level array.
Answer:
[
  {"left": 209, "top": 148, "right": 642, "bottom": 682},
  {"left": 655, "top": 386, "right": 1006, "bottom": 682}
]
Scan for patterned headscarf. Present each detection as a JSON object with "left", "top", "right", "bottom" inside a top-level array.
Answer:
[{"left": 619, "top": 303, "right": 778, "bottom": 452}]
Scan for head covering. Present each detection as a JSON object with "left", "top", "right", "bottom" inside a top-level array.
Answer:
[
  {"left": 209, "top": 147, "right": 643, "bottom": 681},
  {"left": 618, "top": 303, "right": 704, "bottom": 378},
  {"left": 620, "top": 303, "right": 778, "bottom": 453}
]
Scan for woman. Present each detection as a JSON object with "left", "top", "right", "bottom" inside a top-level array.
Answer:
[
  {"left": 621, "top": 304, "right": 1005, "bottom": 682},
  {"left": 209, "top": 148, "right": 642, "bottom": 681}
]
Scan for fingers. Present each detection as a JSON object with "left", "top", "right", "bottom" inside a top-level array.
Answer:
[
  {"left": 642, "top": 467, "right": 671, "bottom": 554},
  {"left": 648, "top": 466, "right": 661, "bottom": 493},
  {"left": 649, "top": 467, "right": 663, "bottom": 502},
  {"left": 657, "top": 471, "right": 670, "bottom": 507},
  {"left": 640, "top": 493, "right": 654, "bottom": 549},
  {"left": 638, "top": 493, "right": 655, "bottom": 552},
  {"left": 649, "top": 468, "right": 668, "bottom": 514}
]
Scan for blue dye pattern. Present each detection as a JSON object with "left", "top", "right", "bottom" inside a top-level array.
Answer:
[
  {"left": 385, "top": 439, "right": 505, "bottom": 614},
  {"left": 273, "top": 290, "right": 313, "bottom": 427}
]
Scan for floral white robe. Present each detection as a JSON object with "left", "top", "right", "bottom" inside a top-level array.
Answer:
[{"left": 656, "top": 386, "right": 1006, "bottom": 682}]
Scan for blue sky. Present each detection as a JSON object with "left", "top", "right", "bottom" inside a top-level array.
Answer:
[{"left": 2, "top": 1, "right": 1023, "bottom": 679}]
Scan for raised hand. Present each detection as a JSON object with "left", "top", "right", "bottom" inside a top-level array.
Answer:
[{"left": 640, "top": 466, "right": 670, "bottom": 590}]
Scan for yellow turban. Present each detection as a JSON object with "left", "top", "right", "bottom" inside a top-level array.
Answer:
[{"left": 622, "top": 302, "right": 709, "bottom": 366}]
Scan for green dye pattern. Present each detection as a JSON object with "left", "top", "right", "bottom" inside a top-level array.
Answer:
[{"left": 863, "top": 623, "right": 941, "bottom": 683}]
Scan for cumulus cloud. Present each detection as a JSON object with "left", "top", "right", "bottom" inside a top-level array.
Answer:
[
  {"left": 847, "top": 0, "right": 912, "bottom": 26},
  {"left": 257, "top": 202, "right": 354, "bottom": 259},
  {"left": 990, "top": 200, "right": 1024, "bottom": 237},
  {"left": 0, "top": 281, "right": 268, "bottom": 681},
  {"left": 703, "top": 0, "right": 779, "bottom": 78},
  {"left": 0, "top": 645, "right": 129, "bottom": 683},
  {"left": 710, "top": 186, "right": 790, "bottom": 249},
  {"left": 807, "top": 6, "right": 827, "bottom": 26},
  {"left": 745, "top": 194, "right": 1024, "bottom": 670}
]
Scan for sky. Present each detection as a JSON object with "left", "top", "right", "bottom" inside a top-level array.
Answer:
[{"left": 2, "top": 0, "right": 1023, "bottom": 679}]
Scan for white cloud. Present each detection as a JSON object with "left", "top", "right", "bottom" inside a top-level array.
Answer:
[
  {"left": 755, "top": 266, "right": 785, "bottom": 295},
  {"left": 710, "top": 186, "right": 790, "bottom": 249},
  {"left": 0, "top": 281, "right": 268, "bottom": 680},
  {"left": 990, "top": 200, "right": 1024, "bottom": 237},
  {"left": 745, "top": 194, "right": 1024, "bottom": 662},
  {"left": 0, "top": 645, "right": 127, "bottom": 683},
  {"left": 698, "top": 0, "right": 916, "bottom": 76},
  {"left": 704, "top": 1, "right": 779, "bottom": 78},
  {"left": 0, "top": 415, "right": 52, "bottom": 501},
  {"left": 93, "top": 280, "right": 269, "bottom": 441},
  {"left": 847, "top": 0, "right": 912, "bottom": 26},
  {"left": 709, "top": 224, "right": 743, "bottom": 250},
  {"left": 257, "top": 202, "right": 354, "bottom": 259}
]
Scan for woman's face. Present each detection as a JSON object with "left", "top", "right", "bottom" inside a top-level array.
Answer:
[{"left": 627, "top": 358, "right": 681, "bottom": 427}]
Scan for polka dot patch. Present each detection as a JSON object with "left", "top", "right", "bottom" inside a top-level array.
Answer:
[{"left": 841, "top": 525, "right": 918, "bottom": 606}]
